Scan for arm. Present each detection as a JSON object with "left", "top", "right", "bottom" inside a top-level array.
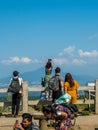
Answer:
[
  {"left": 57, "top": 111, "right": 68, "bottom": 129},
  {"left": 32, "top": 122, "right": 39, "bottom": 130},
  {"left": 75, "top": 80, "right": 79, "bottom": 97},
  {"left": 60, "top": 80, "right": 64, "bottom": 90},
  {"left": 57, "top": 111, "right": 68, "bottom": 118},
  {"left": 7, "top": 78, "right": 13, "bottom": 92},
  {"left": 19, "top": 77, "right": 24, "bottom": 96},
  {"left": 63, "top": 82, "right": 67, "bottom": 93},
  {"left": 59, "top": 77, "right": 64, "bottom": 91}
]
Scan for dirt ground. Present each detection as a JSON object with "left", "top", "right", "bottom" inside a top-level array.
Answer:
[{"left": 0, "top": 106, "right": 98, "bottom": 130}]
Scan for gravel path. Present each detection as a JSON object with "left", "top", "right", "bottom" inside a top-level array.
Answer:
[{"left": 0, "top": 114, "right": 98, "bottom": 130}]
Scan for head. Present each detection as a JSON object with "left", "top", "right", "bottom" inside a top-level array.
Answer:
[
  {"left": 22, "top": 113, "right": 32, "bottom": 128},
  {"left": 42, "top": 105, "right": 55, "bottom": 119},
  {"left": 48, "top": 59, "right": 52, "bottom": 62},
  {"left": 55, "top": 67, "right": 61, "bottom": 74},
  {"left": 13, "top": 70, "right": 19, "bottom": 77},
  {"left": 65, "top": 73, "right": 73, "bottom": 81},
  {"left": 65, "top": 73, "right": 74, "bottom": 87}
]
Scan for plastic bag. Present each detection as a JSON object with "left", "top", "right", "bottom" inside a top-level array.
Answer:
[{"left": 56, "top": 93, "right": 71, "bottom": 104}]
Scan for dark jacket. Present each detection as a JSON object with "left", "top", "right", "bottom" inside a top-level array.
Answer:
[{"left": 21, "top": 122, "right": 39, "bottom": 130}]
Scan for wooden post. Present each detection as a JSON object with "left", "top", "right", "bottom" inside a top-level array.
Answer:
[
  {"left": 95, "top": 80, "right": 98, "bottom": 114},
  {"left": 88, "top": 90, "right": 90, "bottom": 109},
  {"left": 23, "top": 81, "right": 28, "bottom": 113}
]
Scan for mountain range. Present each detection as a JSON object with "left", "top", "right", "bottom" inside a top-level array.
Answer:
[{"left": 0, "top": 67, "right": 97, "bottom": 88}]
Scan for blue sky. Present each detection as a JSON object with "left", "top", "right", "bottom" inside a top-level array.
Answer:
[{"left": 0, "top": 0, "right": 98, "bottom": 79}]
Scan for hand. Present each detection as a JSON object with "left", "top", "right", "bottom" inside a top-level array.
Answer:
[
  {"left": 60, "top": 122, "right": 65, "bottom": 130},
  {"left": 21, "top": 92, "right": 24, "bottom": 97},
  {"left": 77, "top": 93, "right": 79, "bottom": 98},
  {"left": 7, "top": 89, "right": 9, "bottom": 93},
  {"left": 14, "top": 123, "right": 24, "bottom": 130}
]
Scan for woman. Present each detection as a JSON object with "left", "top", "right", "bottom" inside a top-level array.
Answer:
[
  {"left": 64, "top": 73, "right": 79, "bottom": 104},
  {"left": 42, "top": 104, "right": 71, "bottom": 130}
]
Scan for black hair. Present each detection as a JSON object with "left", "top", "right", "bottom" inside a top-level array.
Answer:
[
  {"left": 42, "top": 105, "right": 55, "bottom": 114},
  {"left": 22, "top": 113, "right": 32, "bottom": 122},
  {"left": 48, "top": 59, "right": 52, "bottom": 62},
  {"left": 55, "top": 67, "right": 61, "bottom": 73},
  {"left": 13, "top": 70, "right": 19, "bottom": 77}
]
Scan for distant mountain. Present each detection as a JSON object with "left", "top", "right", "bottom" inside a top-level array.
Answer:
[
  {"left": 0, "top": 67, "right": 45, "bottom": 87},
  {"left": 0, "top": 67, "right": 96, "bottom": 88},
  {"left": 21, "top": 67, "right": 45, "bottom": 85},
  {"left": 61, "top": 71, "right": 96, "bottom": 86}
]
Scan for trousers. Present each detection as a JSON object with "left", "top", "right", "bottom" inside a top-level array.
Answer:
[{"left": 12, "top": 93, "right": 21, "bottom": 115}]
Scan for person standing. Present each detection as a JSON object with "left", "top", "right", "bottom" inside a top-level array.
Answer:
[
  {"left": 7, "top": 70, "right": 23, "bottom": 117},
  {"left": 52, "top": 67, "right": 63, "bottom": 103},
  {"left": 63, "top": 73, "right": 79, "bottom": 104},
  {"left": 45, "top": 59, "right": 53, "bottom": 75}
]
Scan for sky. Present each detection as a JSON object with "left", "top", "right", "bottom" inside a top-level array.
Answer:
[{"left": 0, "top": 0, "right": 98, "bottom": 79}]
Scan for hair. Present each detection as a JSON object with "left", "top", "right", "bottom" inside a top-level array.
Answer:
[
  {"left": 55, "top": 67, "right": 61, "bottom": 73},
  {"left": 42, "top": 105, "right": 55, "bottom": 114},
  {"left": 13, "top": 70, "right": 19, "bottom": 77},
  {"left": 22, "top": 113, "right": 32, "bottom": 122},
  {"left": 64, "top": 73, "right": 74, "bottom": 87}
]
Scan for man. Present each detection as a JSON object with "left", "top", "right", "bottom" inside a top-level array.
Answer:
[
  {"left": 7, "top": 70, "right": 23, "bottom": 117},
  {"left": 13, "top": 113, "right": 39, "bottom": 130},
  {"left": 52, "top": 67, "right": 64, "bottom": 103}
]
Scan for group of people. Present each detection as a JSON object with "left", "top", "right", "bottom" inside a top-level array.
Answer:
[
  {"left": 6, "top": 58, "right": 79, "bottom": 130},
  {"left": 42, "top": 59, "right": 79, "bottom": 105},
  {"left": 52, "top": 68, "right": 79, "bottom": 104}
]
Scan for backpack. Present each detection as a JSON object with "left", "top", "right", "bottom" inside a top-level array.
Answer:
[
  {"left": 8, "top": 78, "right": 21, "bottom": 93},
  {"left": 48, "top": 76, "right": 60, "bottom": 91}
]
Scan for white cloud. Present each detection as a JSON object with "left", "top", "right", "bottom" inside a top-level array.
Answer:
[
  {"left": 21, "top": 57, "right": 32, "bottom": 63},
  {"left": 53, "top": 58, "right": 68, "bottom": 65},
  {"left": 78, "top": 49, "right": 98, "bottom": 57},
  {"left": 32, "top": 59, "right": 41, "bottom": 63},
  {"left": 59, "top": 46, "right": 75, "bottom": 56},
  {"left": 72, "top": 59, "right": 87, "bottom": 66},
  {"left": 1, "top": 56, "right": 32, "bottom": 65},
  {"left": 88, "top": 34, "right": 98, "bottom": 40}
]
